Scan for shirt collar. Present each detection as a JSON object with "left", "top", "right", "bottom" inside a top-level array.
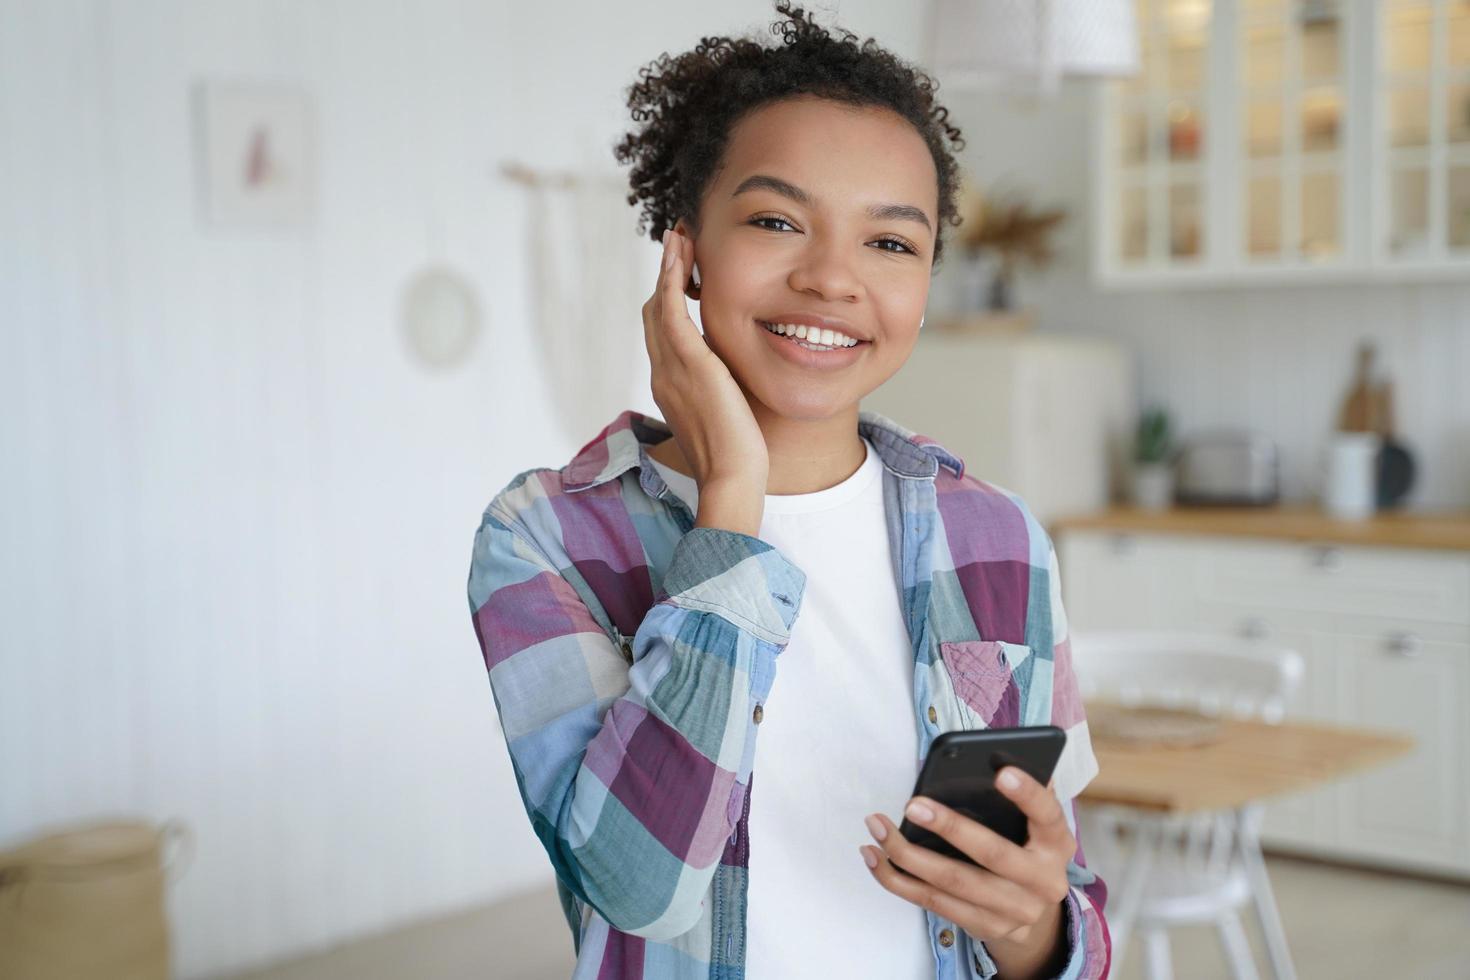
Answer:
[{"left": 562, "top": 409, "right": 965, "bottom": 493}]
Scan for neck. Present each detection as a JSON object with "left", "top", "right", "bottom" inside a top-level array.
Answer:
[
  {"left": 647, "top": 401, "right": 867, "bottom": 496},
  {"left": 752, "top": 399, "right": 867, "bottom": 495}
]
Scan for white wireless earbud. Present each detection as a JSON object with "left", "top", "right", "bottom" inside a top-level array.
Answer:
[{"left": 691, "top": 261, "right": 701, "bottom": 289}]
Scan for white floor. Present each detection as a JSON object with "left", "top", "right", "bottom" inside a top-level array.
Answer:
[{"left": 223, "top": 853, "right": 1470, "bottom": 980}]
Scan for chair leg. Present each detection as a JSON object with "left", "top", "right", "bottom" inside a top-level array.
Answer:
[
  {"left": 1141, "top": 927, "right": 1173, "bottom": 980},
  {"left": 1233, "top": 805, "right": 1297, "bottom": 980},
  {"left": 1214, "top": 910, "right": 1260, "bottom": 980},
  {"left": 1107, "top": 817, "right": 1161, "bottom": 977}
]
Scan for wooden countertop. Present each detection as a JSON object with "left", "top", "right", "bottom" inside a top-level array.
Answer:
[{"left": 1050, "top": 505, "right": 1470, "bottom": 552}]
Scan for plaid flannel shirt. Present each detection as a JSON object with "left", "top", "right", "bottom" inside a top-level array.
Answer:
[{"left": 467, "top": 408, "right": 1110, "bottom": 978}]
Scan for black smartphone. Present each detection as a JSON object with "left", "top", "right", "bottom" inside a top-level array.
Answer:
[{"left": 896, "top": 725, "right": 1066, "bottom": 873}]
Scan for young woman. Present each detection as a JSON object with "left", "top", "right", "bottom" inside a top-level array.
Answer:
[{"left": 467, "top": 4, "right": 1110, "bottom": 977}]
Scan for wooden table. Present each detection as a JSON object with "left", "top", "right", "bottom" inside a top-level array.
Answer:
[{"left": 1076, "top": 702, "right": 1415, "bottom": 980}]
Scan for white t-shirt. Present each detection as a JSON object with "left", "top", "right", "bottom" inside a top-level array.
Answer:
[{"left": 649, "top": 438, "right": 931, "bottom": 978}]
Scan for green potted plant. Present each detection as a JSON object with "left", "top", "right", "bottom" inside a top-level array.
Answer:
[{"left": 1133, "top": 406, "right": 1175, "bottom": 511}]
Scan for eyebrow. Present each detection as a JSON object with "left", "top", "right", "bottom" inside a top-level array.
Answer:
[{"left": 730, "top": 173, "right": 933, "bottom": 234}]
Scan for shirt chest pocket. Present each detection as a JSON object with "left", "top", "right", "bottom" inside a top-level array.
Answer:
[{"left": 938, "top": 639, "right": 1030, "bottom": 731}]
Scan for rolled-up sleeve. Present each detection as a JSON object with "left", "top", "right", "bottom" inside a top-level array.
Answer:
[{"left": 468, "top": 504, "right": 805, "bottom": 941}]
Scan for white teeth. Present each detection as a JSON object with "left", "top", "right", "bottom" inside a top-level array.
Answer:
[{"left": 761, "top": 321, "right": 861, "bottom": 348}]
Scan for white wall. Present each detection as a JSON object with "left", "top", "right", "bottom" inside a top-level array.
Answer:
[
  {"left": 932, "top": 81, "right": 1470, "bottom": 510},
  {"left": 0, "top": 1, "right": 925, "bottom": 978}
]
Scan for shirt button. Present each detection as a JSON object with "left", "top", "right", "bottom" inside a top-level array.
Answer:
[
  {"left": 938, "top": 928, "right": 955, "bottom": 948},
  {"left": 753, "top": 704, "right": 764, "bottom": 724},
  {"left": 927, "top": 705, "right": 938, "bottom": 724}
]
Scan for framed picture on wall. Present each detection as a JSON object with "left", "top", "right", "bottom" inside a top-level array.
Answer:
[{"left": 192, "top": 80, "right": 314, "bottom": 230}]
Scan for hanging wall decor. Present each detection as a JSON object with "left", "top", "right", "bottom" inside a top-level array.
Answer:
[
  {"left": 399, "top": 266, "right": 483, "bottom": 370},
  {"left": 192, "top": 80, "right": 315, "bottom": 230},
  {"left": 501, "top": 161, "right": 652, "bottom": 444}
]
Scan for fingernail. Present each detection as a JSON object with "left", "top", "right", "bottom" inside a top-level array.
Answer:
[
  {"left": 663, "top": 237, "right": 675, "bottom": 270},
  {"left": 998, "top": 769, "right": 1021, "bottom": 791},
  {"left": 905, "top": 799, "right": 934, "bottom": 824},
  {"left": 860, "top": 846, "right": 878, "bottom": 869},
  {"left": 864, "top": 815, "right": 887, "bottom": 841}
]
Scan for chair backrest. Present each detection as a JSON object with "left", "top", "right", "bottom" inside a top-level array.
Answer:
[
  {"left": 1068, "top": 630, "right": 1304, "bottom": 722},
  {"left": 1069, "top": 631, "right": 1308, "bottom": 892}
]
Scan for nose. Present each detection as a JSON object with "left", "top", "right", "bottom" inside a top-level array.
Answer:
[{"left": 786, "top": 236, "right": 860, "bottom": 303}]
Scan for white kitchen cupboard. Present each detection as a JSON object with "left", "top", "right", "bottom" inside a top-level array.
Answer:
[
  {"left": 1052, "top": 531, "right": 1200, "bottom": 629},
  {"left": 1335, "top": 632, "right": 1469, "bottom": 870},
  {"left": 1094, "top": 0, "right": 1470, "bottom": 286},
  {"left": 1056, "top": 527, "right": 1470, "bottom": 879}
]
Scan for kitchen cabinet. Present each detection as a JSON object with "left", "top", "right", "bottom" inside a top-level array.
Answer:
[
  {"left": 1095, "top": 0, "right": 1470, "bottom": 286},
  {"left": 1056, "top": 522, "right": 1470, "bottom": 878},
  {"left": 1335, "top": 630, "right": 1470, "bottom": 872},
  {"left": 1052, "top": 531, "right": 1197, "bottom": 630}
]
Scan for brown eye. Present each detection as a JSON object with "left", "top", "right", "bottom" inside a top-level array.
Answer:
[
  {"left": 875, "top": 236, "right": 917, "bottom": 255},
  {"left": 749, "top": 215, "right": 795, "bottom": 232}
]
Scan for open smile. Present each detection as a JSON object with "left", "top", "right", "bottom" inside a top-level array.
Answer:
[
  {"left": 757, "top": 320, "right": 870, "bottom": 352},
  {"left": 756, "top": 319, "right": 870, "bottom": 371}
]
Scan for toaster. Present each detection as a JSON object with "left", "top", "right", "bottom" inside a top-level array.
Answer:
[{"left": 1175, "top": 432, "right": 1280, "bottom": 506}]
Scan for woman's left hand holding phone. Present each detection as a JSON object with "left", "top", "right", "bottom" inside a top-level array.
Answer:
[{"left": 859, "top": 767, "right": 1075, "bottom": 969}]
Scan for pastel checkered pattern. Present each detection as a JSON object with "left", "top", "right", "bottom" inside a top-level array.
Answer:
[{"left": 467, "top": 409, "right": 1110, "bottom": 979}]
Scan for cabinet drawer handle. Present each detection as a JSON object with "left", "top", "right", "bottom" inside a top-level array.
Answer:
[
  {"left": 1237, "top": 617, "right": 1270, "bottom": 641},
  {"left": 1383, "top": 631, "right": 1422, "bottom": 658},
  {"left": 1309, "top": 545, "right": 1343, "bottom": 571}
]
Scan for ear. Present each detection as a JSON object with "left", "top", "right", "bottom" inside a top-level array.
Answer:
[{"left": 673, "top": 220, "right": 700, "bottom": 300}]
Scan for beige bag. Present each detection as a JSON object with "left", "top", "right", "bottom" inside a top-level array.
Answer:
[{"left": 0, "top": 818, "right": 192, "bottom": 980}]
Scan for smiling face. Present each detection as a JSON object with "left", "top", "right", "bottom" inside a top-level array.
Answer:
[{"left": 675, "top": 96, "right": 939, "bottom": 423}]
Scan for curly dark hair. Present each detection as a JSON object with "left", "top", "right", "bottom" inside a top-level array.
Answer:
[{"left": 612, "top": 0, "right": 967, "bottom": 269}]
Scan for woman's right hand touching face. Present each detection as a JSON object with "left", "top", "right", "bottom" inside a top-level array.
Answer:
[{"left": 644, "top": 226, "right": 768, "bottom": 536}]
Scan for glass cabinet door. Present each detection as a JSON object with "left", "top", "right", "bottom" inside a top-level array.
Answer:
[
  {"left": 1381, "top": 0, "right": 1470, "bottom": 258},
  {"left": 1099, "top": 0, "right": 1470, "bottom": 281},
  {"left": 1241, "top": 0, "right": 1347, "bottom": 263},
  {"left": 1110, "top": 0, "right": 1213, "bottom": 268}
]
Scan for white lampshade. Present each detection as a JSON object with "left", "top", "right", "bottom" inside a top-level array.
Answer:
[{"left": 927, "top": 0, "right": 1141, "bottom": 91}]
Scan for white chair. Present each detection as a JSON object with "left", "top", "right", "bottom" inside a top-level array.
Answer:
[{"left": 1069, "top": 631, "right": 1305, "bottom": 980}]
